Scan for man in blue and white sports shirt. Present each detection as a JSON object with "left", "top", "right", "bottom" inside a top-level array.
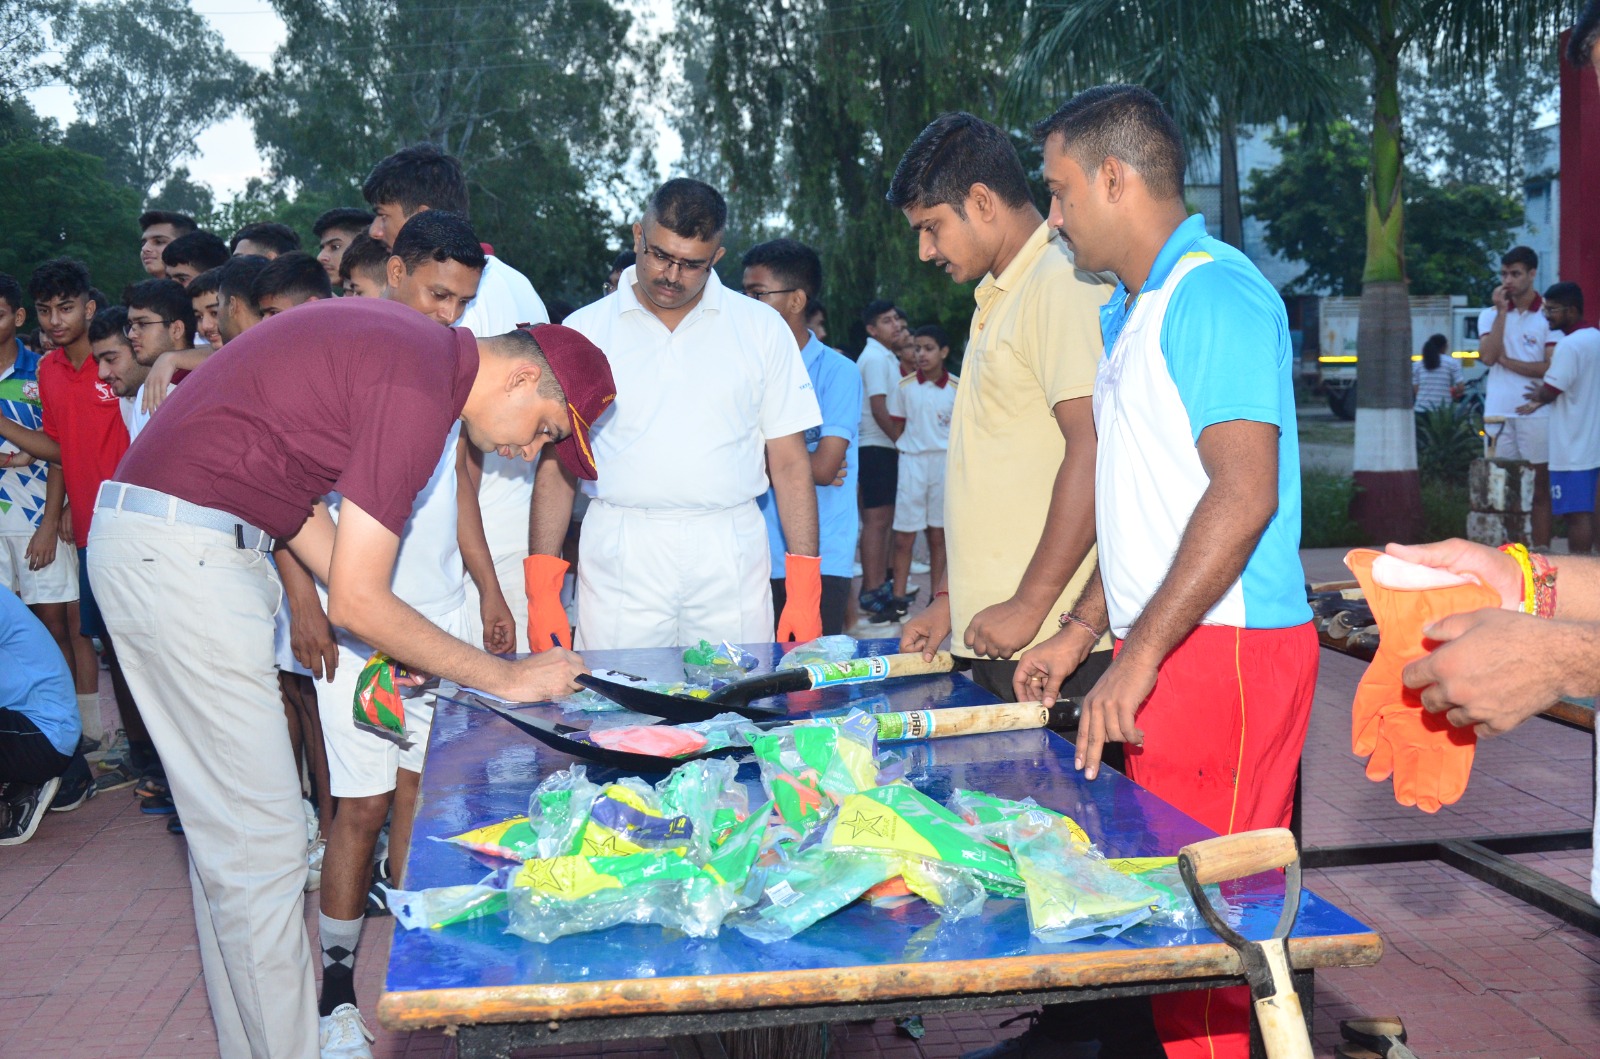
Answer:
[
  {"left": 0, "top": 272, "right": 85, "bottom": 720},
  {"left": 1016, "top": 85, "right": 1316, "bottom": 1059}
]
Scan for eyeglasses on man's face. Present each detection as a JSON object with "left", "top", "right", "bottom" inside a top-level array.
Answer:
[
  {"left": 124, "top": 317, "right": 171, "bottom": 338},
  {"left": 638, "top": 238, "right": 713, "bottom": 277}
]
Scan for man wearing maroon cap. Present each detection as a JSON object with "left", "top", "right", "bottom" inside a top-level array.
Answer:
[{"left": 85, "top": 298, "right": 612, "bottom": 1059}]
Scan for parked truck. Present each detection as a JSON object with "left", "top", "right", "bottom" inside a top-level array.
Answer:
[{"left": 1315, "top": 294, "right": 1485, "bottom": 419}]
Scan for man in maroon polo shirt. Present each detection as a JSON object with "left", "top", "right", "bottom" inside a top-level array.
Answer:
[{"left": 86, "top": 298, "right": 614, "bottom": 1059}]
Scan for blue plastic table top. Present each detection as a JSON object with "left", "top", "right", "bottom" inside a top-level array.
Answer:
[{"left": 383, "top": 640, "right": 1377, "bottom": 1027}]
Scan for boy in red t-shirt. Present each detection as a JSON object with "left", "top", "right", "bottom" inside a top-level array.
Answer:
[{"left": 27, "top": 259, "right": 164, "bottom": 802}]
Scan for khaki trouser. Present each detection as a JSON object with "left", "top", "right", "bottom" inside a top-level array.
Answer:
[{"left": 88, "top": 503, "right": 317, "bottom": 1059}]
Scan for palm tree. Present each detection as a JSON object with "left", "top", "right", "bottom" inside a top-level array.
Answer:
[
  {"left": 1302, "top": 0, "right": 1568, "bottom": 540},
  {"left": 998, "top": 0, "right": 1346, "bottom": 249}
]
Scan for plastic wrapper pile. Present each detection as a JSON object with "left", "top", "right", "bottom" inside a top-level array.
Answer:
[{"left": 393, "top": 706, "right": 1227, "bottom": 945}]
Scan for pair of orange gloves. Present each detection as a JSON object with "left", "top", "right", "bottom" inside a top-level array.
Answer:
[
  {"left": 521, "top": 553, "right": 825, "bottom": 650},
  {"left": 1344, "top": 549, "right": 1499, "bottom": 813}
]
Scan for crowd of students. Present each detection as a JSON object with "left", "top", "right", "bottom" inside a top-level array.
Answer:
[{"left": 0, "top": 86, "right": 1327, "bottom": 1059}]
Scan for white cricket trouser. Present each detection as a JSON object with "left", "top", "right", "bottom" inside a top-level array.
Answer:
[
  {"left": 462, "top": 546, "right": 531, "bottom": 655},
  {"left": 87, "top": 504, "right": 316, "bottom": 1059},
  {"left": 575, "top": 498, "right": 773, "bottom": 650}
]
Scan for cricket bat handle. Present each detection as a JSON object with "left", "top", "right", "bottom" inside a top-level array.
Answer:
[
  {"left": 1254, "top": 939, "right": 1314, "bottom": 1059},
  {"left": 877, "top": 651, "right": 958, "bottom": 677},
  {"left": 865, "top": 701, "right": 1071, "bottom": 742}
]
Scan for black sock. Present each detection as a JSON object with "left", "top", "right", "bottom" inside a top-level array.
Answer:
[{"left": 319, "top": 963, "right": 357, "bottom": 1016}]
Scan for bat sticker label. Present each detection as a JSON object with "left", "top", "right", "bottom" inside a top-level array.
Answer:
[{"left": 804, "top": 657, "right": 891, "bottom": 688}]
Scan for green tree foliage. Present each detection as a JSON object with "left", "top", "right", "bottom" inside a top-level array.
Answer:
[
  {"left": 1249, "top": 121, "right": 1522, "bottom": 300},
  {"left": 1404, "top": 53, "right": 1558, "bottom": 196},
  {"left": 0, "top": 0, "right": 49, "bottom": 100},
  {"left": 998, "top": 0, "right": 1350, "bottom": 250},
  {"left": 50, "top": 0, "right": 253, "bottom": 197},
  {"left": 248, "top": 0, "right": 656, "bottom": 304},
  {"left": 673, "top": 0, "right": 1020, "bottom": 355},
  {"left": 147, "top": 166, "right": 218, "bottom": 224},
  {"left": 0, "top": 140, "right": 143, "bottom": 297}
]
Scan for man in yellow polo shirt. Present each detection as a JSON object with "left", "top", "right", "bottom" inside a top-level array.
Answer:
[{"left": 889, "top": 112, "right": 1114, "bottom": 702}]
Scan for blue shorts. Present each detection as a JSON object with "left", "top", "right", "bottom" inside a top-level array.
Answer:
[
  {"left": 76, "top": 546, "right": 106, "bottom": 639},
  {"left": 1550, "top": 468, "right": 1599, "bottom": 515}
]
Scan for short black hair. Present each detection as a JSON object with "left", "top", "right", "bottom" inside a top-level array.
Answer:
[
  {"left": 887, "top": 112, "right": 1033, "bottom": 216},
  {"left": 87, "top": 305, "right": 129, "bottom": 345},
  {"left": 252, "top": 251, "right": 333, "bottom": 304},
  {"left": 187, "top": 267, "right": 223, "bottom": 298},
  {"left": 230, "top": 222, "right": 302, "bottom": 256},
  {"left": 1545, "top": 281, "right": 1585, "bottom": 314},
  {"left": 912, "top": 323, "right": 951, "bottom": 349},
  {"left": 391, "top": 211, "right": 487, "bottom": 273},
  {"left": 162, "top": 231, "right": 230, "bottom": 272},
  {"left": 217, "top": 254, "right": 269, "bottom": 309},
  {"left": 609, "top": 249, "right": 636, "bottom": 273},
  {"left": 742, "top": 239, "right": 824, "bottom": 302},
  {"left": 313, "top": 207, "right": 377, "bottom": 238},
  {"left": 644, "top": 178, "right": 727, "bottom": 241},
  {"left": 861, "top": 298, "right": 897, "bottom": 326},
  {"left": 28, "top": 258, "right": 93, "bottom": 304},
  {"left": 1502, "top": 246, "right": 1539, "bottom": 271},
  {"left": 806, "top": 299, "right": 826, "bottom": 319},
  {"left": 139, "top": 210, "right": 197, "bottom": 235},
  {"left": 0, "top": 272, "right": 22, "bottom": 312},
  {"left": 1570, "top": 0, "right": 1600, "bottom": 67},
  {"left": 125, "top": 278, "right": 197, "bottom": 345},
  {"left": 1033, "top": 84, "right": 1187, "bottom": 200},
  {"left": 362, "top": 144, "right": 469, "bottom": 216},
  {"left": 338, "top": 233, "right": 392, "bottom": 283}
]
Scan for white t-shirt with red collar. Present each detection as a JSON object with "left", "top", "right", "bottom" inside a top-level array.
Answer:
[
  {"left": 887, "top": 370, "right": 957, "bottom": 455},
  {"left": 1480, "top": 297, "right": 1552, "bottom": 418}
]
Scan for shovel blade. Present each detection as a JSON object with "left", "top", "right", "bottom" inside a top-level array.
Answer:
[{"left": 576, "top": 674, "right": 783, "bottom": 722}]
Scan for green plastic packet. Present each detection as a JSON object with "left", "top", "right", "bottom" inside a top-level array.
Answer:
[
  {"left": 389, "top": 884, "right": 509, "bottom": 929},
  {"left": 752, "top": 716, "right": 878, "bottom": 833},
  {"left": 578, "top": 781, "right": 693, "bottom": 858},
  {"left": 730, "top": 845, "right": 896, "bottom": 943},
  {"left": 946, "top": 789, "right": 1090, "bottom": 850},
  {"left": 526, "top": 765, "right": 602, "bottom": 858},
  {"left": 437, "top": 816, "right": 542, "bottom": 862},
  {"left": 507, "top": 851, "right": 737, "bottom": 942},
  {"left": 1007, "top": 812, "right": 1163, "bottom": 942},
  {"left": 658, "top": 758, "right": 749, "bottom": 862},
  {"left": 822, "top": 782, "right": 1024, "bottom": 896},
  {"left": 1105, "top": 856, "right": 1222, "bottom": 931}
]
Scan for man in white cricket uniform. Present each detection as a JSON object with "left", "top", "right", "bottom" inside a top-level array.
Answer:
[
  {"left": 1479, "top": 245, "right": 1554, "bottom": 545},
  {"left": 531, "top": 179, "right": 825, "bottom": 649}
]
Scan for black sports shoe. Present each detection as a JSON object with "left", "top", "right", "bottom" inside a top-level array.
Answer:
[
  {"left": 0, "top": 777, "right": 60, "bottom": 845},
  {"left": 50, "top": 754, "right": 96, "bottom": 812},
  {"left": 858, "top": 579, "right": 893, "bottom": 610}
]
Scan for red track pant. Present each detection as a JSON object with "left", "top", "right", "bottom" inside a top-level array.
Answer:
[{"left": 1117, "top": 622, "right": 1319, "bottom": 1059}]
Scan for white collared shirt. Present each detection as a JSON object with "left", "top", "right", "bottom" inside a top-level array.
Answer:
[
  {"left": 564, "top": 266, "right": 821, "bottom": 509},
  {"left": 456, "top": 255, "right": 550, "bottom": 559}
]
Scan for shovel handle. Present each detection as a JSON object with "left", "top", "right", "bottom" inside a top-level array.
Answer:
[
  {"left": 1253, "top": 939, "right": 1315, "bottom": 1059},
  {"left": 1178, "top": 828, "right": 1298, "bottom": 885}
]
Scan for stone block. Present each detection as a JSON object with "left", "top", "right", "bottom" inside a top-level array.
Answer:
[
  {"left": 1467, "top": 510, "right": 1531, "bottom": 547},
  {"left": 1469, "top": 458, "right": 1535, "bottom": 514}
]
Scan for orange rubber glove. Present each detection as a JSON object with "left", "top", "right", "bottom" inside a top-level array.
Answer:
[
  {"left": 1344, "top": 548, "right": 1500, "bottom": 811},
  {"left": 776, "top": 553, "right": 823, "bottom": 643},
  {"left": 523, "top": 554, "right": 572, "bottom": 651},
  {"left": 1364, "top": 706, "right": 1477, "bottom": 813}
]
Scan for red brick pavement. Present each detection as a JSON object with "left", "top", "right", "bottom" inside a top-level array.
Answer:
[{"left": 3, "top": 572, "right": 1595, "bottom": 1058}]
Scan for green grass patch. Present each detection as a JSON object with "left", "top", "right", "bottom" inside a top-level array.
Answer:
[{"left": 1300, "top": 469, "right": 1365, "bottom": 548}]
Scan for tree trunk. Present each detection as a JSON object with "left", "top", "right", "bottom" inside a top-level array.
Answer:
[
  {"left": 1219, "top": 116, "right": 1244, "bottom": 250},
  {"left": 1350, "top": 17, "right": 1423, "bottom": 542}
]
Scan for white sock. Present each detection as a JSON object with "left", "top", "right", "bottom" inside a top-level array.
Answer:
[{"left": 76, "top": 693, "right": 102, "bottom": 744}]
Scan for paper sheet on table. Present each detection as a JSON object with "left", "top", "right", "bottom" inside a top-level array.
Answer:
[{"left": 456, "top": 669, "right": 648, "bottom": 705}]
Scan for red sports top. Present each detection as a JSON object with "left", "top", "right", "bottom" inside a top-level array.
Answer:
[
  {"left": 39, "top": 347, "right": 130, "bottom": 548},
  {"left": 115, "top": 298, "right": 479, "bottom": 540}
]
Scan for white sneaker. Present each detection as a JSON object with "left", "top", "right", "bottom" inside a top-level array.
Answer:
[
  {"left": 303, "top": 798, "right": 320, "bottom": 843},
  {"left": 305, "top": 838, "right": 325, "bottom": 893},
  {"left": 319, "top": 1003, "right": 374, "bottom": 1059},
  {"left": 910, "top": 559, "right": 931, "bottom": 574}
]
